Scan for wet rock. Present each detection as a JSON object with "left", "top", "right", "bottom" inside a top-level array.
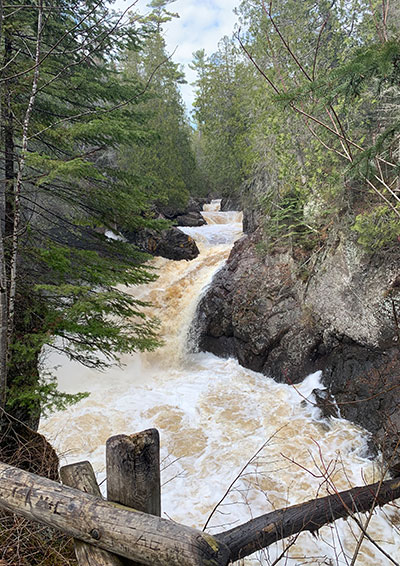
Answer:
[
  {"left": 187, "top": 197, "right": 210, "bottom": 213},
  {"left": 157, "top": 197, "right": 210, "bottom": 220},
  {"left": 312, "top": 388, "right": 340, "bottom": 418},
  {"left": 322, "top": 342, "right": 400, "bottom": 464},
  {"left": 242, "top": 207, "right": 263, "bottom": 234},
  {"left": 195, "top": 231, "right": 323, "bottom": 383},
  {"left": 194, "top": 228, "right": 400, "bottom": 463},
  {"left": 221, "top": 195, "right": 241, "bottom": 211},
  {"left": 156, "top": 203, "right": 187, "bottom": 220},
  {"left": 126, "top": 227, "right": 199, "bottom": 261},
  {"left": 175, "top": 212, "right": 206, "bottom": 227}
]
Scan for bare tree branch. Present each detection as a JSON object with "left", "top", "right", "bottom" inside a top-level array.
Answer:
[{"left": 215, "top": 476, "right": 400, "bottom": 562}]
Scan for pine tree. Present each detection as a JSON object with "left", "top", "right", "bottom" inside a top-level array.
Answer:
[
  {"left": 119, "top": 0, "right": 197, "bottom": 211},
  {"left": 0, "top": 0, "right": 164, "bottom": 431}
]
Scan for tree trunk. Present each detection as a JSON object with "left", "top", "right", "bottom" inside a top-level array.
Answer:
[
  {"left": 0, "top": 30, "right": 15, "bottom": 416},
  {"left": 1, "top": 459, "right": 400, "bottom": 565},
  {"left": 0, "top": 234, "right": 7, "bottom": 413},
  {"left": 216, "top": 476, "right": 400, "bottom": 562},
  {"left": 106, "top": 430, "right": 161, "bottom": 566},
  {"left": 61, "top": 461, "right": 125, "bottom": 566},
  {"left": 106, "top": 430, "right": 161, "bottom": 516}
]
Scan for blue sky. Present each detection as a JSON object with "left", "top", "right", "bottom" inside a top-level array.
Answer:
[{"left": 115, "top": 0, "right": 240, "bottom": 112}]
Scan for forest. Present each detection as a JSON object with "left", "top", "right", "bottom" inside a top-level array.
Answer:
[{"left": 0, "top": 0, "right": 399, "bottom": 564}]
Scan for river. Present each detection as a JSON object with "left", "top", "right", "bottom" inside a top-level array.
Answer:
[{"left": 41, "top": 200, "right": 400, "bottom": 565}]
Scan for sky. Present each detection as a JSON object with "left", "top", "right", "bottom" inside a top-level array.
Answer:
[
  {"left": 115, "top": 0, "right": 241, "bottom": 113},
  {"left": 162, "top": 1, "right": 240, "bottom": 112}
]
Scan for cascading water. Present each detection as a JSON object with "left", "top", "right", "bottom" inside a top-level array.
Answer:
[{"left": 41, "top": 200, "right": 400, "bottom": 565}]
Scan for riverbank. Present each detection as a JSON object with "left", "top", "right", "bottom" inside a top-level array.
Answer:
[{"left": 195, "top": 222, "right": 400, "bottom": 470}]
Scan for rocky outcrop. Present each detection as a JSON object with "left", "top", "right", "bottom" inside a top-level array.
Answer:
[
  {"left": 126, "top": 227, "right": 199, "bottom": 261},
  {"left": 175, "top": 212, "right": 206, "bottom": 227},
  {"left": 221, "top": 195, "right": 241, "bottom": 212},
  {"left": 321, "top": 341, "right": 400, "bottom": 468},
  {"left": 157, "top": 197, "right": 209, "bottom": 226},
  {"left": 123, "top": 197, "right": 210, "bottom": 261},
  {"left": 195, "top": 231, "right": 322, "bottom": 382},
  {"left": 195, "top": 229, "right": 400, "bottom": 463}
]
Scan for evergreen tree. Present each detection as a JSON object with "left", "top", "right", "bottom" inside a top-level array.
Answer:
[
  {"left": 119, "top": 0, "right": 198, "bottom": 211},
  {"left": 191, "top": 40, "right": 252, "bottom": 199},
  {"left": 192, "top": 0, "right": 399, "bottom": 251},
  {"left": 0, "top": 0, "right": 163, "bottom": 430}
]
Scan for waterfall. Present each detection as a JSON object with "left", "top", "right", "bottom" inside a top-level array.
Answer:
[{"left": 41, "top": 200, "right": 400, "bottom": 565}]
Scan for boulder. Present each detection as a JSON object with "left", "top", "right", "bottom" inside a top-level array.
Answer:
[
  {"left": 156, "top": 203, "right": 187, "bottom": 220},
  {"left": 194, "top": 231, "right": 322, "bottom": 383},
  {"left": 187, "top": 197, "right": 210, "bottom": 213},
  {"left": 220, "top": 195, "right": 241, "bottom": 212},
  {"left": 126, "top": 227, "right": 199, "bottom": 261},
  {"left": 157, "top": 197, "right": 210, "bottom": 220},
  {"left": 175, "top": 212, "right": 206, "bottom": 227}
]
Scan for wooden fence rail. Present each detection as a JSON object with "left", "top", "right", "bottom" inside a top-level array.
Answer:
[{"left": 1, "top": 429, "right": 400, "bottom": 566}]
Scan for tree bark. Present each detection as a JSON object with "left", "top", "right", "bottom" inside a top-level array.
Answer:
[
  {"left": 215, "top": 476, "right": 400, "bottom": 562},
  {"left": 0, "top": 233, "right": 7, "bottom": 412},
  {"left": 0, "top": 30, "right": 14, "bottom": 413},
  {"left": 106, "top": 431, "right": 161, "bottom": 566},
  {"left": 106, "top": 430, "right": 161, "bottom": 516},
  {"left": 7, "top": 0, "right": 43, "bottom": 349},
  {"left": 1, "top": 459, "right": 400, "bottom": 565}
]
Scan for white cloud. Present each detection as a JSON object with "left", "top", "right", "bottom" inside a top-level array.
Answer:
[
  {"left": 113, "top": 0, "right": 240, "bottom": 112},
  {"left": 163, "top": 0, "right": 240, "bottom": 111}
]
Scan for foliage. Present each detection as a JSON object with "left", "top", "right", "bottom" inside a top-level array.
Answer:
[
  {"left": 192, "top": 0, "right": 400, "bottom": 253},
  {"left": 352, "top": 205, "right": 400, "bottom": 250},
  {"left": 0, "top": 0, "right": 194, "bottom": 425},
  {"left": 191, "top": 40, "right": 255, "bottom": 198},
  {"left": 118, "top": 0, "right": 198, "bottom": 209}
]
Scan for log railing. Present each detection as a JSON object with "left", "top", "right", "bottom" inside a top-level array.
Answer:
[{"left": 1, "top": 428, "right": 400, "bottom": 566}]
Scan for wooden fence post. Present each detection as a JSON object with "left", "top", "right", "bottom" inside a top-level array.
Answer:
[
  {"left": 60, "top": 461, "right": 124, "bottom": 566},
  {"left": 106, "top": 430, "right": 161, "bottom": 566},
  {"left": 106, "top": 429, "right": 161, "bottom": 516}
]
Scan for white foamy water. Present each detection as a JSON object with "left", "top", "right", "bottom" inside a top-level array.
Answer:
[{"left": 41, "top": 199, "right": 400, "bottom": 565}]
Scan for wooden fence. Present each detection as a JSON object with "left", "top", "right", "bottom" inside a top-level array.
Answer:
[{"left": 1, "top": 428, "right": 400, "bottom": 566}]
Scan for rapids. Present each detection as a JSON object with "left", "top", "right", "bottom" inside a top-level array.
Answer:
[{"left": 41, "top": 200, "right": 400, "bottom": 565}]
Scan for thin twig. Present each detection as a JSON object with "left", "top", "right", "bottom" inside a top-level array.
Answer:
[{"left": 202, "top": 425, "right": 287, "bottom": 531}]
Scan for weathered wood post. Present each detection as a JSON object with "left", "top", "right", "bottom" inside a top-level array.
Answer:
[
  {"left": 106, "top": 429, "right": 161, "bottom": 516},
  {"left": 60, "top": 461, "right": 124, "bottom": 566},
  {"left": 0, "top": 460, "right": 230, "bottom": 566},
  {"left": 106, "top": 430, "right": 161, "bottom": 566}
]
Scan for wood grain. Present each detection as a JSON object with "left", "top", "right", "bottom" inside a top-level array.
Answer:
[
  {"left": 216, "top": 477, "right": 400, "bottom": 561},
  {"left": 106, "top": 430, "right": 161, "bottom": 566},
  {"left": 106, "top": 430, "right": 161, "bottom": 516},
  {"left": 0, "top": 461, "right": 230, "bottom": 566},
  {"left": 60, "top": 461, "right": 124, "bottom": 566}
]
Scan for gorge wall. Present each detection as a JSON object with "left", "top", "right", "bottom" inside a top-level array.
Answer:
[{"left": 195, "top": 218, "right": 400, "bottom": 468}]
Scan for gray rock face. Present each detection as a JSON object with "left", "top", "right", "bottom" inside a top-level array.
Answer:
[
  {"left": 195, "top": 228, "right": 400, "bottom": 463},
  {"left": 220, "top": 195, "right": 241, "bottom": 212},
  {"left": 305, "top": 239, "right": 399, "bottom": 348},
  {"left": 123, "top": 197, "right": 210, "bottom": 261},
  {"left": 195, "top": 231, "right": 322, "bottom": 382},
  {"left": 157, "top": 197, "right": 210, "bottom": 220},
  {"left": 125, "top": 227, "right": 199, "bottom": 261},
  {"left": 175, "top": 212, "right": 206, "bottom": 227}
]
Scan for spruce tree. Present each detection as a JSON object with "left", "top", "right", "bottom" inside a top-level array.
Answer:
[
  {"left": 119, "top": 0, "right": 197, "bottom": 211},
  {"left": 0, "top": 0, "right": 164, "bottom": 431}
]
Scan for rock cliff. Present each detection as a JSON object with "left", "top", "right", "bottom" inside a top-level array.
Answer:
[{"left": 195, "top": 227, "right": 400, "bottom": 465}]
